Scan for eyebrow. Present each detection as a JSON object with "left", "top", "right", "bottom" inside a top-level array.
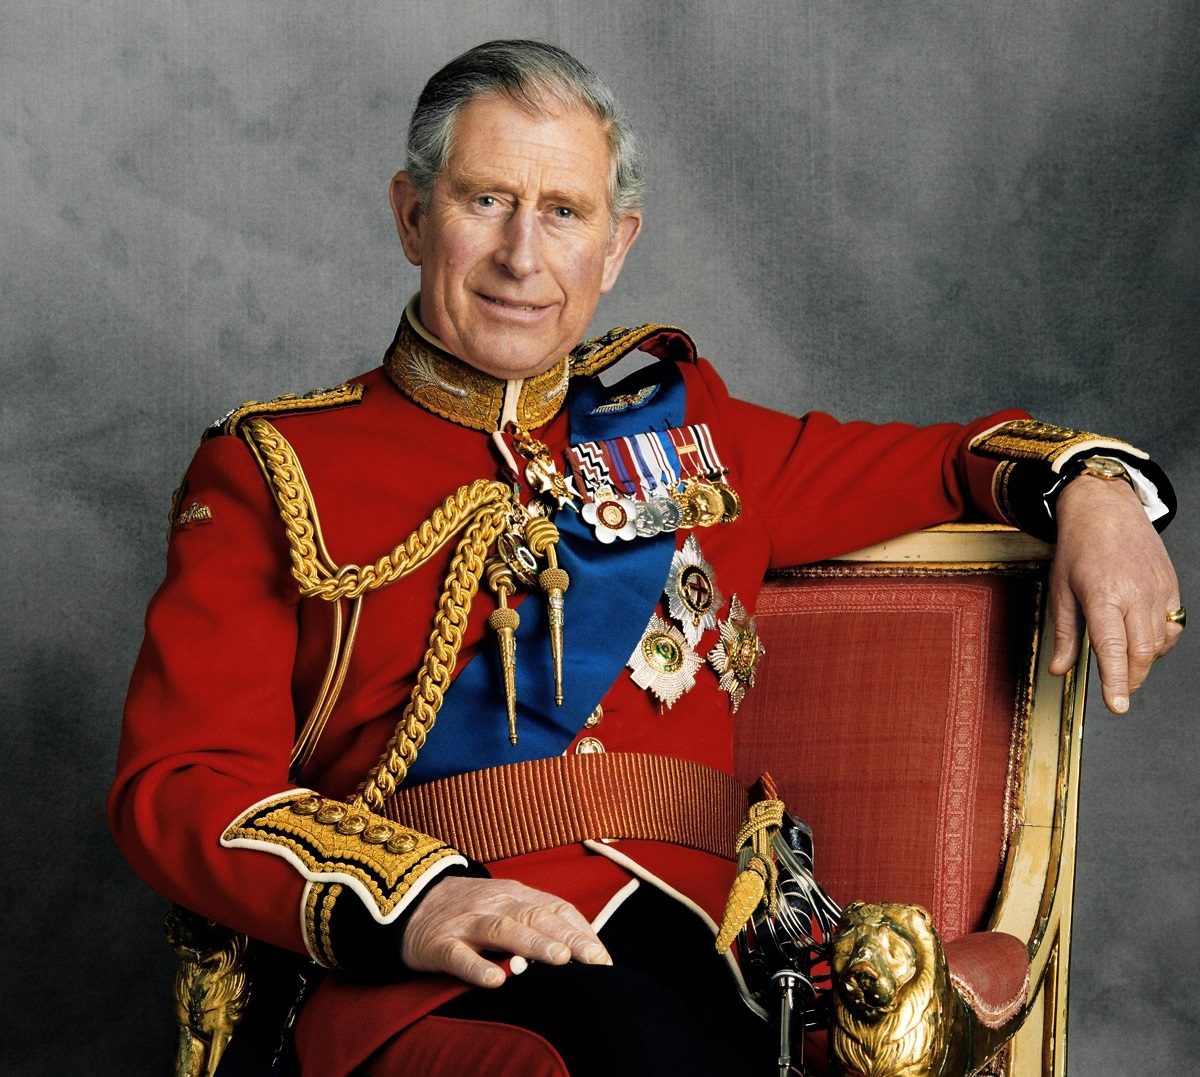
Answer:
[{"left": 447, "top": 170, "right": 601, "bottom": 215}]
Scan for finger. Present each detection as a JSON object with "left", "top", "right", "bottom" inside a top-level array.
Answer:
[
  {"left": 437, "top": 938, "right": 507, "bottom": 988},
  {"left": 1048, "top": 580, "right": 1084, "bottom": 676},
  {"left": 1088, "top": 607, "right": 1131, "bottom": 714},
  {"left": 526, "top": 902, "right": 611, "bottom": 964},
  {"left": 1123, "top": 605, "right": 1159, "bottom": 695},
  {"left": 467, "top": 913, "right": 574, "bottom": 965}
]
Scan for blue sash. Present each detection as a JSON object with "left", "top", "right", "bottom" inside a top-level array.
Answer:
[{"left": 405, "top": 362, "right": 684, "bottom": 785}]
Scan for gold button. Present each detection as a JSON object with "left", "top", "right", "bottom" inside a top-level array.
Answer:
[
  {"left": 290, "top": 795, "right": 322, "bottom": 816},
  {"left": 386, "top": 833, "right": 417, "bottom": 855},
  {"left": 584, "top": 705, "right": 603, "bottom": 729},
  {"left": 336, "top": 814, "right": 368, "bottom": 836},
  {"left": 575, "top": 736, "right": 605, "bottom": 755},
  {"left": 315, "top": 803, "right": 347, "bottom": 825},
  {"left": 362, "top": 824, "right": 395, "bottom": 845}
]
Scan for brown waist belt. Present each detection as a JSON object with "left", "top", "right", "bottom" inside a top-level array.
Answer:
[{"left": 380, "top": 753, "right": 748, "bottom": 863}]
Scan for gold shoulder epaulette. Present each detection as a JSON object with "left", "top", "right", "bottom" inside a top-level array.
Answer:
[
  {"left": 570, "top": 323, "right": 695, "bottom": 378},
  {"left": 969, "top": 419, "right": 1147, "bottom": 472},
  {"left": 208, "top": 382, "right": 364, "bottom": 438}
]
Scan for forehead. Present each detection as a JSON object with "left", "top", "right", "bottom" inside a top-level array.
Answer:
[{"left": 442, "top": 93, "right": 613, "bottom": 202}]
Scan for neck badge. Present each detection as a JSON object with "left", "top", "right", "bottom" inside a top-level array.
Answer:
[
  {"left": 665, "top": 534, "right": 725, "bottom": 646},
  {"left": 706, "top": 594, "right": 765, "bottom": 713},
  {"left": 627, "top": 614, "right": 703, "bottom": 708}
]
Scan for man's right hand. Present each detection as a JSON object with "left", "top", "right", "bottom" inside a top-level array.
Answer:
[{"left": 400, "top": 877, "right": 612, "bottom": 988}]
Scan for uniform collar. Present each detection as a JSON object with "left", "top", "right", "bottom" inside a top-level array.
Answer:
[{"left": 384, "top": 297, "right": 570, "bottom": 433}]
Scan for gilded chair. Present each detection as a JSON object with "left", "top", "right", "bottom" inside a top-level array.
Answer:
[{"left": 735, "top": 523, "right": 1085, "bottom": 1076}]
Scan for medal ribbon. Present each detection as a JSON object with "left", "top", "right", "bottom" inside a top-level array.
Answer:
[{"left": 568, "top": 423, "right": 718, "bottom": 504}]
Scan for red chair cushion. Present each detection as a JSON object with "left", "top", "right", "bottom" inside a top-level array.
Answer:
[
  {"left": 735, "top": 574, "right": 1036, "bottom": 940},
  {"left": 945, "top": 931, "right": 1030, "bottom": 1028}
]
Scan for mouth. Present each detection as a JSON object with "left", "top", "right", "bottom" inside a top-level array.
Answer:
[{"left": 478, "top": 293, "right": 552, "bottom": 317}]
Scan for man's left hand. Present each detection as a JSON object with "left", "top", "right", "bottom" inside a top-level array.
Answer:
[{"left": 1048, "top": 474, "right": 1182, "bottom": 713}]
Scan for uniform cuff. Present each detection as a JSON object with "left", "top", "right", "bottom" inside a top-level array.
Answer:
[
  {"left": 221, "top": 790, "right": 476, "bottom": 971},
  {"left": 306, "top": 858, "right": 490, "bottom": 977},
  {"left": 969, "top": 421, "right": 1176, "bottom": 541}
]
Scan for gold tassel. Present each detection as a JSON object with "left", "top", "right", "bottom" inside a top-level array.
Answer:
[
  {"left": 485, "top": 558, "right": 521, "bottom": 746},
  {"left": 715, "top": 855, "right": 770, "bottom": 953},
  {"left": 525, "top": 516, "right": 569, "bottom": 706}
]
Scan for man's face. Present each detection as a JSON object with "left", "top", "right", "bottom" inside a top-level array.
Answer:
[{"left": 391, "top": 93, "right": 641, "bottom": 379}]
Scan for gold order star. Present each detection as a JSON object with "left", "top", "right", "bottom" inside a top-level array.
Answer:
[{"left": 706, "top": 594, "right": 765, "bottom": 713}]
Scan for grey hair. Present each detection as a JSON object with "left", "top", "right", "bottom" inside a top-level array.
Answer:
[{"left": 405, "top": 40, "right": 645, "bottom": 221}]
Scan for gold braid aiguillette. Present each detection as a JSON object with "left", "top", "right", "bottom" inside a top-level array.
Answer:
[
  {"left": 525, "top": 515, "right": 569, "bottom": 707},
  {"left": 485, "top": 557, "right": 521, "bottom": 746}
]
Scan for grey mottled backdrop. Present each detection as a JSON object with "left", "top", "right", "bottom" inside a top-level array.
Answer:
[{"left": 2, "top": 1, "right": 1196, "bottom": 1073}]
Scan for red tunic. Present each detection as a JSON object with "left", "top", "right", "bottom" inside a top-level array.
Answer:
[{"left": 109, "top": 335, "right": 1024, "bottom": 1075}]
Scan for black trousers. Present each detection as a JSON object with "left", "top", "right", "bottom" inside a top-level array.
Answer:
[{"left": 431, "top": 881, "right": 779, "bottom": 1077}]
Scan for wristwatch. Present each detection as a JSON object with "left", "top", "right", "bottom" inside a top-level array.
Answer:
[
  {"left": 1077, "top": 455, "right": 1130, "bottom": 482},
  {"left": 1044, "top": 454, "right": 1134, "bottom": 524}
]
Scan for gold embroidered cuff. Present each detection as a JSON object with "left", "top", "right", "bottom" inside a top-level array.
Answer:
[
  {"left": 968, "top": 419, "right": 1147, "bottom": 472},
  {"left": 990, "top": 460, "right": 1022, "bottom": 528},
  {"left": 221, "top": 791, "right": 466, "bottom": 924},
  {"left": 302, "top": 881, "right": 346, "bottom": 969}
]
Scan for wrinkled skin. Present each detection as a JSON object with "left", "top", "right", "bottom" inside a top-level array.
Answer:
[
  {"left": 401, "top": 877, "right": 612, "bottom": 988},
  {"left": 1050, "top": 474, "right": 1182, "bottom": 714}
]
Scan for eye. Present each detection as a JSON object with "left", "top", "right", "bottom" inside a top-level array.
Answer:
[
  {"left": 476, "top": 195, "right": 498, "bottom": 208},
  {"left": 552, "top": 206, "right": 574, "bottom": 219}
]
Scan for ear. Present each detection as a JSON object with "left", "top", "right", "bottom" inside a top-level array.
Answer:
[
  {"left": 599, "top": 211, "right": 643, "bottom": 294},
  {"left": 390, "top": 171, "right": 426, "bottom": 267}
]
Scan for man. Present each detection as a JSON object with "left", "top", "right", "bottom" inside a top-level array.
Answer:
[{"left": 110, "top": 40, "right": 1181, "bottom": 1077}]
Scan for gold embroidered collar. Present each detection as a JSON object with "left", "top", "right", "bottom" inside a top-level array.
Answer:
[{"left": 384, "top": 300, "right": 570, "bottom": 433}]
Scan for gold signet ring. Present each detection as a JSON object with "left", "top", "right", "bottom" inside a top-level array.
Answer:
[{"left": 1166, "top": 607, "right": 1186, "bottom": 628}]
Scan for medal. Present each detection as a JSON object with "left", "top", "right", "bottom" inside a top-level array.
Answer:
[
  {"left": 683, "top": 479, "right": 726, "bottom": 528},
  {"left": 655, "top": 495, "right": 684, "bottom": 532},
  {"left": 706, "top": 594, "right": 765, "bottom": 713},
  {"left": 513, "top": 429, "right": 578, "bottom": 509},
  {"left": 582, "top": 492, "right": 639, "bottom": 542},
  {"left": 627, "top": 614, "right": 703, "bottom": 708},
  {"left": 714, "top": 479, "right": 742, "bottom": 523},
  {"left": 497, "top": 531, "right": 539, "bottom": 586},
  {"left": 665, "top": 534, "right": 724, "bottom": 645},
  {"left": 634, "top": 499, "right": 665, "bottom": 537},
  {"left": 566, "top": 423, "right": 740, "bottom": 540}
]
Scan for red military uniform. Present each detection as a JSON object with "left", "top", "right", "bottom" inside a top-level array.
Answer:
[{"left": 110, "top": 310, "right": 1052, "bottom": 1075}]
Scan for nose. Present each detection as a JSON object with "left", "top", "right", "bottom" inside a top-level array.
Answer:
[{"left": 494, "top": 207, "right": 542, "bottom": 278}]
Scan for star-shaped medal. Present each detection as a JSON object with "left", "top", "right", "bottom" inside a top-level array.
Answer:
[
  {"left": 665, "top": 534, "right": 724, "bottom": 645},
  {"left": 627, "top": 614, "right": 703, "bottom": 708},
  {"left": 706, "top": 594, "right": 765, "bottom": 713}
]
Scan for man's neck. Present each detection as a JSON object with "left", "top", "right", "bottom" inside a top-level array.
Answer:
[{"left": 384, "top": 299, "right": 570, "bottom": 433}]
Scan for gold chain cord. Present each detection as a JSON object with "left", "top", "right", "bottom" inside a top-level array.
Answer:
[
  {"left": 355, "top": 504, "right": 508, "bottom": 811},
  {"left": 240, "top": 417, "right": 515, "bottom": 805},
  {"left": 242, "top": 416, "right": 512, "bottom": 601}
]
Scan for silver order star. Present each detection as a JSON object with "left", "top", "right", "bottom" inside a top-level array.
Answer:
[
  {"left": 627, "top": 614, "right": 703, "bottom": 708},
  {"left": 665, "top": 534, "right": 725, "bottom": 645}
]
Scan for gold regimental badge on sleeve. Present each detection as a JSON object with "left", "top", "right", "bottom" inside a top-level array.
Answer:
[
  {"left": 628, "top": 615, "right": 703, "bottom": 708},
  {"left": 707, "top": 594, "right": 765, "bottom": 713}
]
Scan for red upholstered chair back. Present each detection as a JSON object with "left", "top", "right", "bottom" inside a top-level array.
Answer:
[{"left": 734, "top": 554, "right": 1040, "bottom": 943}]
